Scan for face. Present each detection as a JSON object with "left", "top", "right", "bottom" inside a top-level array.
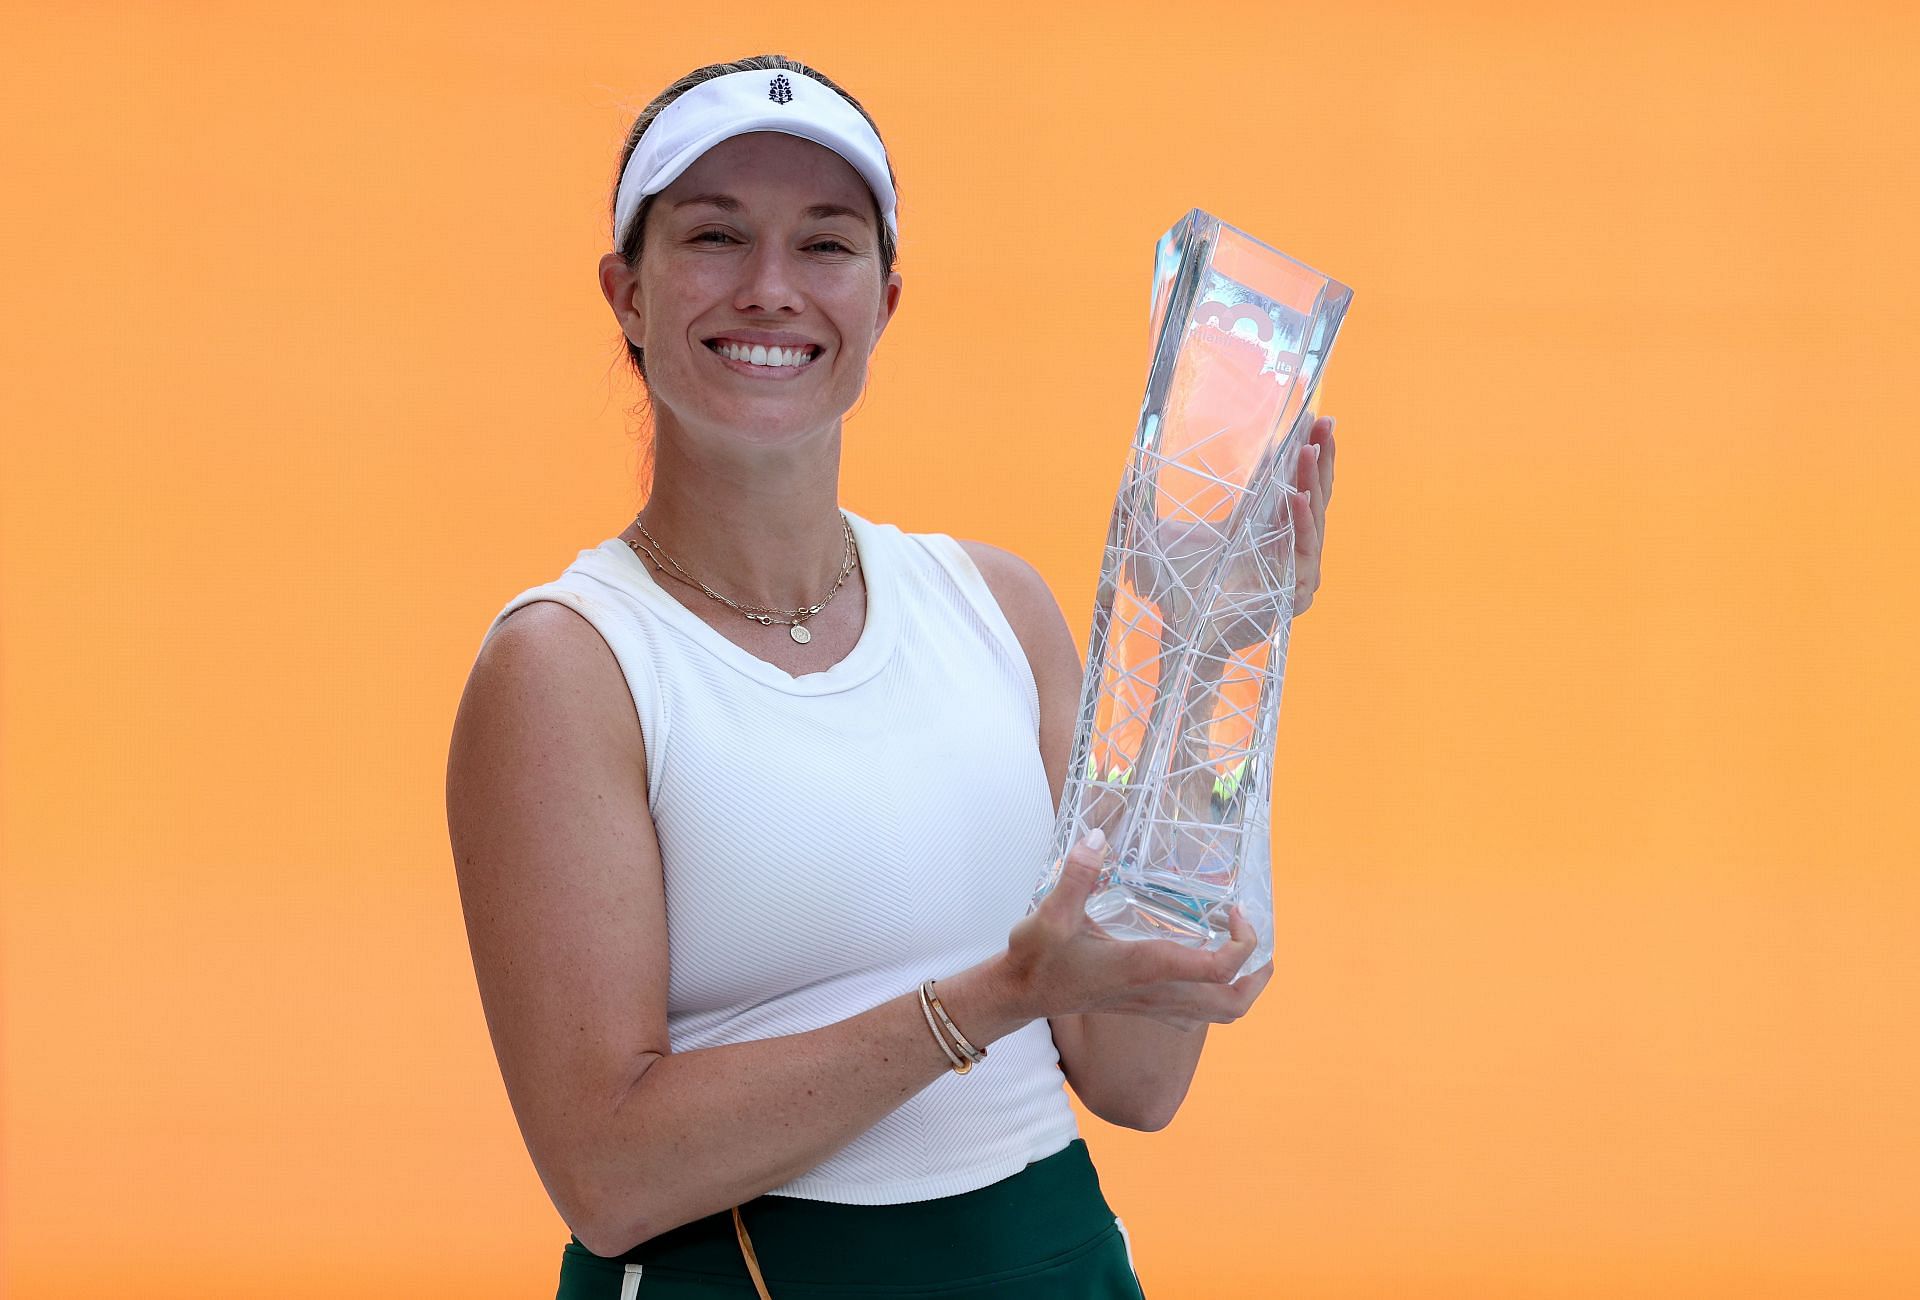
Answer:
[{"left": 603, "top": 131, "right": 903, "bottom": 450}]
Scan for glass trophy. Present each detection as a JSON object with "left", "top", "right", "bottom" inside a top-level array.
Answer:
[{"left": 1027, "top": 209, "right": 1353, "bottom": 982}]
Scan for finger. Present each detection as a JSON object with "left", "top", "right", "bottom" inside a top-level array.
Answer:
[
  {"left": 1290, "top": 491, "right": 1322, "bottom": 601},
  {"left": 1293, "top": 442, "right": 1319, "bottom": 510},
  {"left": 1047, "top": 829, "right": 1108, "bottom": 914},
  {"left": 1290, "top": 488, "right": 1320, "bottom": 555},
  {"left": 1224, "top": 962, "right": 1276, "bottom": 1019},
  {"left": 1072, "top": 826, "right": 1109, "bottom": 866},
  {"left": 1315, "top": 418, "right": 1336, "bottom": 505},
  {"left": 1231, "top": 960, "right": 1276, "bottom": 999},
  {"left": 1155, "top": 981, "right": 1253, "bottom": 1027},
  {"left": 1133, "top": 936, "right": 1227, "bottom": 987},
  {"left": 1212, "top": 906, "right": 1259, "bottom": 982},
  {"left": 1289, "top": 455, "right": 1324, "bottom": 613},
  {"left": 1311, "top": 443, "right": 1332, "bottom": 541},
  {"left": 1294, "top": 558, "right": 1319, "bottom": 602}
]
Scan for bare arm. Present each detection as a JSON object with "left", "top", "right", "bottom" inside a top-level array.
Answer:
[
  {"left": 958, "top": 540, "right": 1270, "bottom": 1132},
  {"left": 448, "top": 588, "right": 1258, "bottom": 1257},
  {"left": 446, "top": 601, "right": 1037, "bottom": 1256}
]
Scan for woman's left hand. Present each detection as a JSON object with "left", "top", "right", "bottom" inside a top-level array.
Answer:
[
  {"left": 1122, "top": 412, "right": 1339, "bottom": 652},
  {"left": 1290, "top": 415, "right": 1336, "bottom": 616}
]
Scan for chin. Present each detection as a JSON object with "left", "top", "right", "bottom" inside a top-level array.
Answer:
[
  {"left": 687, "top": 405, "right": 849, "bottom": 446},
  {"left": 651, "top": 371, "right": 862, "bottom": 445}
]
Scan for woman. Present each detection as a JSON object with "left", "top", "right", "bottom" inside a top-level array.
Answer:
[{"left": 446, "top": 53, "right": 1337, "bottom": 1299}]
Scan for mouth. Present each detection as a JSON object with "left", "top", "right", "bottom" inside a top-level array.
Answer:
[{"left": 703, "top": 338, "right": 824, "bottom": 376}]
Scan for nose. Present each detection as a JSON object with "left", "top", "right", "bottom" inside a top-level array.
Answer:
[{"left": 733, "top": 238, "right": 805, "bottom": 316}]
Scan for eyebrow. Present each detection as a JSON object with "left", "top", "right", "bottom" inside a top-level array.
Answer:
[{"left": 670, "top": 192, "right": 873, "bottom": 229}]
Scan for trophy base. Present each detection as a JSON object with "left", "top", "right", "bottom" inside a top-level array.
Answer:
[{"left": 1086, "top": 880, "right": 1233, "bottom": 952}]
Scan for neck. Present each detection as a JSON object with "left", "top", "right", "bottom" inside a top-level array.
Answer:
[{"left": 630, "top": 421, "right": 853, "bottom": 612}]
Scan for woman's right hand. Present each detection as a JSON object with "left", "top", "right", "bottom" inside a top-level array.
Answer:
[{"left": 999, "top": 829, "right": 1269, "bottom": 1028}]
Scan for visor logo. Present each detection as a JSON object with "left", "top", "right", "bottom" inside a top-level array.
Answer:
[{"left": 769, "top": 75, "right": 793, "bottom": 105}]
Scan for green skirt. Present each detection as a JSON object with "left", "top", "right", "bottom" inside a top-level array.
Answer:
[{"left": 555, "top": 1138, "right": 1147, "bottom": 1298}]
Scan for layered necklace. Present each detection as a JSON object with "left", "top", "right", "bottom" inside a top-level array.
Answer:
[{"left": 621, "top": 511, "right": 858, "bottom": 645}]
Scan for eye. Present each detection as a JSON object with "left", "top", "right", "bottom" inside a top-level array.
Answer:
[
  {"left": 691, "top": 230, "right": 737, "bottom": 244},
  {"left": 808, "top": 239, "right": 854, "bottom": 254}
]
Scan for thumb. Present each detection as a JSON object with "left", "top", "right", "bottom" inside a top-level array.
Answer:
[{"left": 1049, "top": 828, "right": 1108, "bottom": 913}]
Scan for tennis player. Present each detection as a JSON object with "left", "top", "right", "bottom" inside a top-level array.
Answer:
[{"left": 447, "top": 52, "right": 1337, "bottom": 1299}]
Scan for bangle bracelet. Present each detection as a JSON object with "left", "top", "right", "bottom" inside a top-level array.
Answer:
[
  {"left": 922, "top": 979, "right": 986, "bottom": 1065},
  {"left": 925, "top": 980, "right": 985, "bottom": 1062},
  {"left": 918, "top": 981, "right": 969, "bottom": 1073}
]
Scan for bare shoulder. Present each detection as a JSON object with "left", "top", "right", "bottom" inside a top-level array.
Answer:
[
  {"left": 444, "top": 597, "right": 668, "bottom": 1243},
  {"left": 457, "top": 599, "right": 648, "bottom": 776},
  {"left": 953, "top": 539, "right": 1071, "bottom": 656}
]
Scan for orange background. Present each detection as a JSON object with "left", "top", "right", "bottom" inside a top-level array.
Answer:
[{"left": 4, "top": 3, "right": 1918, "bottom": 1296}]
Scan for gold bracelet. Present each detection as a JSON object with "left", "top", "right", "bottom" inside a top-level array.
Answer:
[
  {"left": 921, "top": 979, "right": 986, "bottom": 1067},
  {"left": 925, "top": 980, "right": 986, "bottom": 1063},
  {"left": 918, "top": 981, "right": 969, "bottom": 1073}
]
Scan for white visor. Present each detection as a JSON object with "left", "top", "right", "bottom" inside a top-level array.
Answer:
[{"left": 612, "top": 68, "right": 898, "bottom": 252}]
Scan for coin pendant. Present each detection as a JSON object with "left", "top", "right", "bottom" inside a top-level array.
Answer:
[{"left": 790, "top": 623, "right": 812, "bottom": 644}]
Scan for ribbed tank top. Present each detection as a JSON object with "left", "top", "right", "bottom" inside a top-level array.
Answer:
[{"left": 477, "top": 508, "right": 1081, "bottom": 1204}]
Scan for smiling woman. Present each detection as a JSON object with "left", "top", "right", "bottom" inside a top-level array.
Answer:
[
  {"left": 447, "top": 50, "right": 1299, "bottom": 1300},
  {"left": 607, "top": 59, "right": 899, "bottom": 423},
  {"left": 603, "top": 128, "right": 901, "bottom": 486}
]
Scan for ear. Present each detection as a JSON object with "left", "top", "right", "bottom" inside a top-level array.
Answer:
[
  {"left": 870, "top": 270, "right": 904, "bottom": 347},
  {"left": 597, "top": 250, "right": 647, "bottom": 350}
]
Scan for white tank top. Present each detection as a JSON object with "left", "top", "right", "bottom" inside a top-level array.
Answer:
[{"left": 477, "top": 508, "right": 1080, "bottom": 1204}]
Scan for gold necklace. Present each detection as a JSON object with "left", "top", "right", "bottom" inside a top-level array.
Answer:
[{"left": 622, "top": 511, "right": 858, "bottom": 645}]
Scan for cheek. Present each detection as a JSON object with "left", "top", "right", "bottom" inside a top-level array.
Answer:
[
  {"left": 823, "top": 287, "right": 886, "bottom": 345},
  {"left": 650, "top": 281, "right": 707, "bottom": 332},
  {"left": 637, "top": 258, "right": 716, "bottom": 327}
]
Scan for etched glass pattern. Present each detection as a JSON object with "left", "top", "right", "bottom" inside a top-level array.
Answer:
[{"left": 1027, "top": 210, "right": 1353, "bottom": 981}]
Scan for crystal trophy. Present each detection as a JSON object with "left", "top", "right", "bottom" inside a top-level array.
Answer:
[{"left": 1027, "top": 209, "right": 1353, "bottom": 982}]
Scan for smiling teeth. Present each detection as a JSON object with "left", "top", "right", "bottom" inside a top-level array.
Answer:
[{"left": 713, "top": 341, "right": 815, "bottom": 368}]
